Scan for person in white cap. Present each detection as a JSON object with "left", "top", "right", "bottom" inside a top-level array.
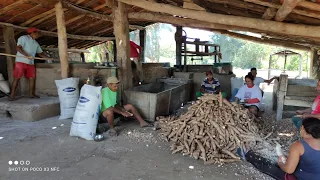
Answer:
[{"left": 100, "top": 76, "right": 152, "bottom": 136}]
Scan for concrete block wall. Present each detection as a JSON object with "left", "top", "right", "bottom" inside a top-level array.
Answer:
[
  {"left": 20, "top": 64, "right": 113, "bottom": 96},
  {"left": 46, "top": 51, "right": 82, "bottom": 62},
  {"left": 142, "top": 63, "right": 170, "bottom": 83}
]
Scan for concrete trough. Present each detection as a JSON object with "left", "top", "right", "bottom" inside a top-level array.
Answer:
[
  {"left": 124, "top": 82, "right": 185, "bottom": 122},
  {"left": 0, "top": 97, "right": 60, "bottom": 121}
]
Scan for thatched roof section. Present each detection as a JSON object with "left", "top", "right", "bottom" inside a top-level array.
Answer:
[{"left": 0, "top": 0, "right": 320, "bottom": 50}]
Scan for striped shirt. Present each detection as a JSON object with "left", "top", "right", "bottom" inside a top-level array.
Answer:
[{"left": 201, "top": 78, "right": 220, "bottom": 93}]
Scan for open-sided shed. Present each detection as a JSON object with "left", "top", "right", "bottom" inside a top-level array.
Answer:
[{"left": 0, "top": 0, "right": 320, "bottom": 95}]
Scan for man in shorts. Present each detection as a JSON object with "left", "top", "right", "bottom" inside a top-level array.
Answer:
[
  {"left": 9, "top": 27, "right": 52, "bottom": 100},
  {"left": 100, "top": 77, "right": 152, "bottom": 136}
]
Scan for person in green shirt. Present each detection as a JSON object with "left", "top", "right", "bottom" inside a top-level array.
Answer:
[{"left": 100, "top": 76, "right": 151, "bottom": 136}]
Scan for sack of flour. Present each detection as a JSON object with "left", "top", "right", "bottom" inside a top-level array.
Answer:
[
  {"left": 55, "top": 78, "right": 79, "bottom": 120},
  {"left": 70, "top": 85, "right": 102, "bottom": 140}
]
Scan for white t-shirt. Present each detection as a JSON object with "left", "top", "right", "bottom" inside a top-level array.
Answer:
[
  {"left": 235, "top": 85, "right": 262, "bottom": 108},
  {"left": 254, "top": 77, "right": 265, "bottom": 87},
  {"left": 16, "top": 35, "right": 43, "bottom": 65}
]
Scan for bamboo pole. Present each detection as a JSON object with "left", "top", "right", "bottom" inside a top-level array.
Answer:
[
  {"left": 118, "top": 0, "right": 320, "bottom": 38},
  {"left": 0, "top": 52, "right": 55, "bottom": 61}
]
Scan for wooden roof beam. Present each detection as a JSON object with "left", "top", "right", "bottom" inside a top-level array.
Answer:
[
  {"left": 262, "top": 8, "right": 276, "bottom": 20},
  {"left": 61, "top": 0, "right": 112, "bottom": 21},
  {"left": 244, "top": 0, "right": 320, "bottom": 20},
  {"left": 20, "top": 8, "right": 57, "bottom": 26},
  {"left": 212, "top": 30, "right": 311, "bottom": 51},
  {"left": 298, "top": 1, "right": 320, "bottom": 12},
  {"left": 275, "top": 0, "right": 302, "bottom": 22},
  {"left": 120, "top": 0, "right": 320, "bottom": 38},
  {"left": 0, "top": 22, "right": 115, "bottom": 41}
]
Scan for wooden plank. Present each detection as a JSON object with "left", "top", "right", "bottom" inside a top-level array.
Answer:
[
  {"left": 286, "top": 85, "right": 318, "bottom": 97},
  {"left": 6, "top": 4, "right": 42, "bottom": 23},
  {"left": 245, "top": 0, "right": 320, "bottom": 20},
  {"left": 55, "top": 1, "right": 69, "bottom": 79},
  {"left": 113, "top": 1, "right": 132, "bottom": 103},
  {"left": 0, "top": 0, "right": 25, "bottom": 15},
  {"left": 119, "top": 0, "right": 320, "bottom": 39},
  {"left": 284, "top": 99, "right": 313, "bottom": 108},
  {"left": 62, "top": 0, "right": 112, "bottom": 21},
  {"left": 20, "top": 8, "right": 56, "bottom": 26}
]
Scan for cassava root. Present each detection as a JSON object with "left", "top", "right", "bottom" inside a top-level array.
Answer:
[{"left": 157, "top": 94, "right": 262, "bottom": 164}]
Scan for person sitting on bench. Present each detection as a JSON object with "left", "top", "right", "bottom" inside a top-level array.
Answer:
[
  {"left": 100, "top": 76, "right": 152, "bottom": 136},
  {"left": 234, "top": 73, "right": 262, "bottom": 116},
  {"left": 237, "top": 117, "right": 320, "bottom": 180},
  {"left": 292, "top": 79, "right": 320, "bottom": 129},
  {"left": 196, "top": 71, "right": 227, "bottom": 98}
]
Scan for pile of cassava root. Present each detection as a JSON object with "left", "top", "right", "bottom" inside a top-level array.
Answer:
[{"left": 157, "top": 93, "right": 265, "bottom": 165}]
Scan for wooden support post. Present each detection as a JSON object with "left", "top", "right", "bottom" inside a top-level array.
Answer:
[
  {"left": 55, "top": 1, "right": 69, "bottom": 79},
  {"left": 113, "top": 1, "right": 132, "bottom": 103},
  {"left": 139, "top": 29, "right": 146, "bottom": 62},
  {"left": 310, "top": 47, "right": 320, "bottom": 79},
  {"left": 112, "top": 40, "right": 117, "bottom": 63},
  {"left": 3, "top": 26, "right": 16, "bottom": 85},
  {"left": 175, "top": 26, "right": 182, "bottom": 67},
  {"left": 276, "top": 74, "right": 288, "bottom": 121}
]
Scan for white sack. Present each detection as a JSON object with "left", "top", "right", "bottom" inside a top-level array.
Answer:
[
  {"left": 0, "top": 81, "right": 10, "bottom": 93},
  {"left": 70, "top": 84, "right": 102, "bottom": 140},
  {"left": 0, "top": 73, "right": 4, "bottom": 81},
  {"left": 55, "top": 78, "right": 79, "bottom": 120}
]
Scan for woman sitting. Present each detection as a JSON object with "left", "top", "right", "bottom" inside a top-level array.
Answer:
[
  {"left": 238, "top": 117, "right": 320, "bottom": 180},
  {"left": 234, "top": 73, "right": 262, "bottom": 116}
]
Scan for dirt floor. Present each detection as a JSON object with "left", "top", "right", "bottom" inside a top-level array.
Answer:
[{"left": 0, "top": 85, "right": 298, "bottom": 180}]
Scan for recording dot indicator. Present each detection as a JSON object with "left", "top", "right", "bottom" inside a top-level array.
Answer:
[
  {"left": 14, "top": 161, "right": 18, "bottom": 165},
  {"left": 8, "top": 161, "right": 12, "bottom": 165}
]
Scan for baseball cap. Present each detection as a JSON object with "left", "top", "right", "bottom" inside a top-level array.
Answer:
[
  {"left": 106, "top": 77, "right": 120, "bottom": 84},
  {"left": 206, "top": 71, "right": 213, "bottom": 75},
  {"left": 27, "top": 27, "right": 39, "bottom": 34}
]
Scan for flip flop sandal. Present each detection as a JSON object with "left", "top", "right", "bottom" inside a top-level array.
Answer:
[
  {"left": 141, "top": 123, "right": 154, "bottom": 128},
  {"left": 29, "top": 95, "right": 40, "bottom": 99},
  {"left": 8, "top": 96, "right": 23, "bottom": 101}
]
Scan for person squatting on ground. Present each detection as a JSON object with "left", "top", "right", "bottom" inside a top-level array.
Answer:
[
  {"left": 9, "top": 27, "right": 52, "bottom": 101},
  {"left": 234, "top": 73, "right": 262, "bottom": 116},
  {"left": 196, "top": 71, "right": 227, "bottom": 98},
  {"left": 99, "top": 77, "right": 152, "bottom": 136},
  {"left": 292, "top": 80, "right": 320, "bottom": 129},
  {"left": 238, "top": 117, "right": 320, "bottom": 180}
]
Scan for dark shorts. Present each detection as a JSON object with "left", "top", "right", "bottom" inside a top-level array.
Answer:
[
  {"left": 98, "top": 113, "right": 120, "bottom": 124},
  {"left": 244, "top": 105, "right": 260, "bottom": 112}
]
